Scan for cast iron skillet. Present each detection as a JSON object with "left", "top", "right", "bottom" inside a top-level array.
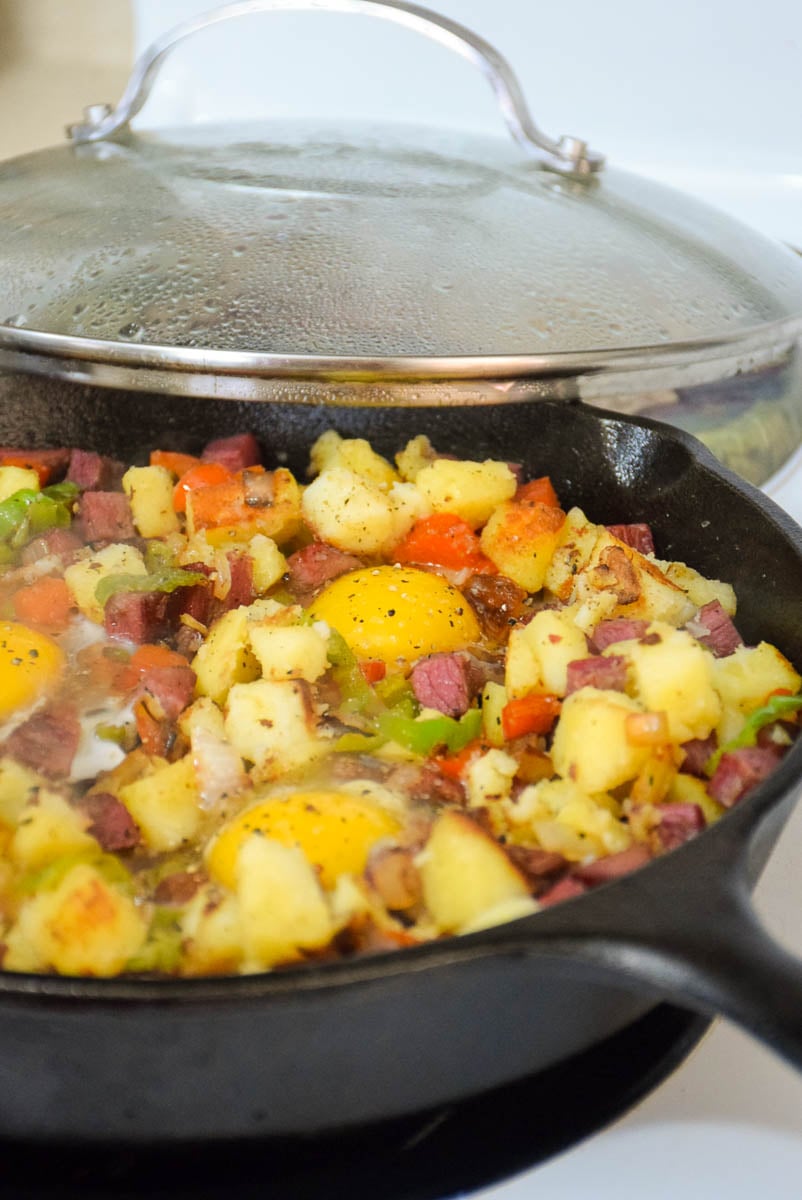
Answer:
[{"left": 1, "top": 376, "right": 801, "bottom": 1143}]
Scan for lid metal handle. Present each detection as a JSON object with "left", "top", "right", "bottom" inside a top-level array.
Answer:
[{"left": 67, "top": 0, "right": 604, "bottom": 176}]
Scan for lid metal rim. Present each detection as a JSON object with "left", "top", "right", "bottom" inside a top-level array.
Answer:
[{"left": 0, "top": 316, "right": 799, "bottom": 383}]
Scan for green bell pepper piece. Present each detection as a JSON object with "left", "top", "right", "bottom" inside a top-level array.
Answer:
[
  {"left": 378, "top": 707, "right": 483, "bottom": 756},
  {"left": 0, "top": 481, "right": 79, "bottom": 550},
  {"left": 706, "top": 691, "right": 802, "bottom": 774},
  {"left": 95, "top": 566, "right": 208, "bottom": 607},
  {"left": 126, "top": 907, "right": 184, "bottom": 974}
]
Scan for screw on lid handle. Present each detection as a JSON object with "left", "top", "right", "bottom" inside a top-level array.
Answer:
[{"left": 66, "top": 0, "right": 604, "bottom": 177}]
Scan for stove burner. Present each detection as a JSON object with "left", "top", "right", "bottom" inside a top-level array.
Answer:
[{"left": 4, "top": 1004, "right": 709, "bottom": 1199}]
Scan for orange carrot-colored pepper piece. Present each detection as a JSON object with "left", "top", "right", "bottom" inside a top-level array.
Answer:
[
  {"left": 173, "top": 462, "right": 232, "bottom": 513},
  {"left": 501, "top": 693, "right": 562, "bottom": 740},
  {"left": 12, "top": 576, "right": 73, "bottom": 631},
  {"left": 393, "top": 513, "right": 497, "bottom": 573},
  {"left": 150, "top": 450, "right": 202, "bottom": 478},
  {"left": 514, "top": 476, "right": 561, "bottom": 508}
]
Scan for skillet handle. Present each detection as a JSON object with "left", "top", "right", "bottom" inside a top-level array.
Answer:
[
  {"left": 563, "top": 878, "right": 802, "bottom": 1069},
  {"left": 474, "top": 803, "right": 802, "bottom": 1070}
]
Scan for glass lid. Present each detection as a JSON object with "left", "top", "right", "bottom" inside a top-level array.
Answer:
[{"left": 1, "top": 0, "right": 801, "bottom": 381}]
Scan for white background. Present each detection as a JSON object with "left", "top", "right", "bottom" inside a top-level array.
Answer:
[
  {"left": 133, "top": 0, "right": 802, "bottom": 241},
  {"left": 131, "top": 3, "right": 802, "bottom": 1195}
]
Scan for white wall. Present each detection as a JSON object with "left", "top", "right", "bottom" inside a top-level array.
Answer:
[{"left": 132, "top": 0, "right": 802, "bottom": 240}]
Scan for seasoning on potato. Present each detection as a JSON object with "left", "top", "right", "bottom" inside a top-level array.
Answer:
[{"left": 0, "top": 432, "right": 798, "bottom": 978}]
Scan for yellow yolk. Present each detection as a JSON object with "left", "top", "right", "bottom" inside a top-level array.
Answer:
[
  {"left": 308, "top": 565, "right": 480, "bottom": 666},
  {"left": 207, "top": 791, "right": 402, "bottom": 891},
  {"left": 0, "top": 622, "right": 65, "bottom": 719}
]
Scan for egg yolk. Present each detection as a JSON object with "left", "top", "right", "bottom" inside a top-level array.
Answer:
[
  {"left": 207, "top": 791, "right": 402, "bottom": 891},
  {"left": 0, "top": 621, "right": 65, "bottom": 719},
  {"left": 308, "top": 565, "right": 480, "bottom": 666}
]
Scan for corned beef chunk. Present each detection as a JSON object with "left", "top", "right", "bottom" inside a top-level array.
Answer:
[
  {"left": 574, "top": 844, "right": 652, "bottom": 884},
  {"left": 67, "top": 449, "right": 125, "bottom": 492},
  {"left": 104, "top": 592, "right": 169, "bottom": 643},
  {"left": 21, "top": 528, "right": 82, "bottom": 565},
  {"left": 286, "top": 542, "right": 363, "bottom": 596},
  {"left": 588, "top": 618, "right": 649, "bottom": 653},
  {"left": 4, "top": 706, "right": 80, "bottom": 778},
  {"left": 79, "top": 492, "right": 136, "bottom": 542},
  {"left": 687, "top": 600, "right": 743, "bottom": 658},
  {"left": 0, "top": 447, "right": 70, "bottom": 480},
  {"left": 168, "top": 563, "right": 214, "bottom": 630},
  {"left": 221, "top": 553, "right": 255, "bottom": 611},
  {"left": 654, "top": 803, "right": 705, "bottom": 851},
  {"left": 80, "top": 792, "right": 141, "bottom": 851},
  {"left": 384, "top": 761, "right": 466, "bottom": 808},
  {"left": 410, "top": 653, "right": 470, "bottom": 717},
  {"left": 709, "top": 746, "right": 783, "bottom": 808},
  {"left": 154, "top": 871, "right": 204, "bottom": 905},
  {"left": 539, "top": 876, "right": 587, "bottom": 907},
  {"left": 606, "top": 523, "right": 656, "bottom": 555},
  {"left": 680, "top": 734, "right": 717, "bottom": 776},
  {"left": 140, "top": 664, "right": 196, "bottom": 721},
  {"left": 201, "top": 433, "right": 261, "bottom": 472},
  {"left": 565, "top": 655, "right": 627, "bottom": 695}
]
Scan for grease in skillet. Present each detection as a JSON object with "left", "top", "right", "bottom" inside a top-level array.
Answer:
[{"left": 0, "top": 431, "right": 798, "bottom": 977}]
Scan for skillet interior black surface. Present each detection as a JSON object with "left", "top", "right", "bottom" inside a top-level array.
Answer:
[{"left": 0, "top": 374, "right": 801, "bottom": 1142}]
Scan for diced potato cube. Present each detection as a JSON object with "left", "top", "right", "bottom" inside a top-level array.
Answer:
[
  {"left": 458, "top": 895, "right": 541, "bottom": 934},
  {"left": 309, "top": 430, "right": 399, "bottom": 489},
  {"left": 236, "top": 835, "right": 334, "bottom": 967},
  {"left": 122, "top": 465, "right": 180, "bottom": 537},
  {"left": 302, "top": 467, "right": 408, "bottom": 556},
  {"left": 119, "top": 755, "right": 200, "bottom": 852},
  {"left": 247, "top": 534, "right": 287, "bottom": 594},
  {"left": 713, "top": 642, "right": 801, "bottom": 722},
  {"left": 177, "top": 530, "right": 217, "bottom": 569},
  {"left": 180, "top": 885, "right": 244, "bottom": 975},
  {"left": 0, "top": 759, "right": 46, "bottom": 826},
  {"left": 178, "top": 696, "right": 226, "bottom": 742},
  {"left": 9, "top": 789, "right": 94, "bottom": 870},
  {"left": 504, "top": 627, "right": 541, "bottom": 698},
  {"left": 481, "top": 681, "right": 508, "bottom": 747},
  {"left": 576, "top": 531, "right": 694, "bottom": 626},
  {"left": 551, "top": 688, "right": 650, "bottom": 793},
  {"left": 192, "top": 607, "right": 261, "bottom": 706},
  {"left": 511, "top": 778, "right": 632, "bottom": 861},
  {"left": 395, "top": 435, "right": 436, "bottom": 482},
  {"left": 248, "top": 623, "right": 329, "bottom": 682},
  {"left": 86, "top": 747, "right": 159, "bottom": 801},
  {"left": 387, "top": 481, "right": 431, "bottom": 535},
  {"left": 571, "top": 590, "right": 618, "bottom": 634},
  {"left": 3, "top": 863, "right": 146, "bottom": 976},
  {"left": 667, "top": 773, "right": 725, "bottom": 825},
  {"left": 418, "top": 810, "right": 532, "bottom": 933},
  {"left": 64, "top": 543, "right": 147, "bottom": 623},
  {"left": 465, "top": 749, "right": 518, "bottom": 808},
  {"left": 659, "top": 560, "right": 737, "bottom": 616},
  {"left": 224, "top": 679, "right": 322, "bottom": 779},
  {"left": 480, "top": 500, "right": 565, "bottom": 591},
  {"left": 611, "top": 622, "right": 721, "bottom": 742},
  {"left": 0, "top": 465, "right": 39, "bottom": 502},
  {"left": 517, "top": 607, "right": 590, "bottom": 697},
  {"left": 414, "top": 459, "right": 517, "bottom": 529},
  {"left": 544, "top": 507, "right": 599, "bottom": 602}
]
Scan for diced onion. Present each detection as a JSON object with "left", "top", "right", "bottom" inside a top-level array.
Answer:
[{"left": 625, "top": 711, "right": 669, "bottom": 745}]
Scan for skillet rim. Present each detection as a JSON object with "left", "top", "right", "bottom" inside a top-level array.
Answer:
[{"left": 0, "top": 402, "right": 800, "bottom": 1005}]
